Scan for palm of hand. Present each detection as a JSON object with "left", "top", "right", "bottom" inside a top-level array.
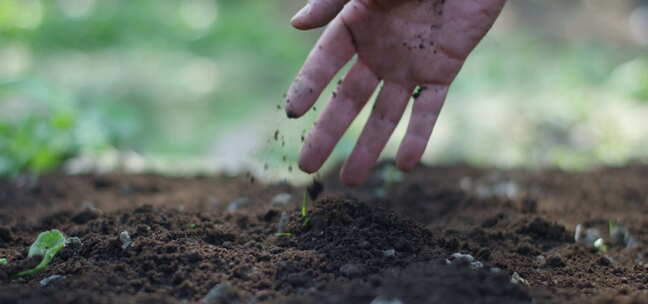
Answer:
[{"left": 286, "top": 0, "right": 506, "bottom": 186}]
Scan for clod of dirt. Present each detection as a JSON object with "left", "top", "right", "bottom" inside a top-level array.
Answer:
[
  {"left": 0, "top": 226, "right": 14, "bottom": 243},
  {"left": 517, "top": 218, "right": 572, "bottom": 250},
  {"left": 71, "top": 208, "right": 100, "bottom": 224},
  {"left": 544, "top": 256, "right": 565, "bottom": 268},
  {"left": 288, "top": 198, "right": 433, "bottom": 273}
]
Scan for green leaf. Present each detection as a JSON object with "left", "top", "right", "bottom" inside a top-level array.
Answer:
[
  {"left": 274, "top": 232, "right": 292, "bottom": 237},
  {"left": 14, "top": 229, "right": 66, "bottom": 277},
  {"left": 0, "top": 258, "right": 7, "bottom": 265}
]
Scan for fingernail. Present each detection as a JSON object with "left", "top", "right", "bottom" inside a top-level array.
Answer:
[{"left": 291, "top": 4, "right": 310, "bottom": 24}]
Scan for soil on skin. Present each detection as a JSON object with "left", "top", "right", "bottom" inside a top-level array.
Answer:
[{"left": 1, "top": 163, "right": 648, "bottom": 303}]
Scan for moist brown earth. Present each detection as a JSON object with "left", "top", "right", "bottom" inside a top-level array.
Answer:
[{"left": 1, "top": 163, "right": 648, "bottom": 303}]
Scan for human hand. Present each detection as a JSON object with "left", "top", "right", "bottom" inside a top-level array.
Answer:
[{"left": 285, "top": 0, "right": 507, "bottom": 186}]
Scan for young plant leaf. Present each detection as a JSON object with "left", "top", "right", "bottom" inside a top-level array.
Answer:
[
  {"left": 0, "top": 258, "right": 7, "bottom": 265},
  {"left": 274, "top": 232, "right": 292, "bottom": 237},
  {"left": 14, "top": 229, "right": 66, "bottom": 277}
]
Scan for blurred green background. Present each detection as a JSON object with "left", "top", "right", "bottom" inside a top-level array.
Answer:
[{"left": 0, "top": 0, "right": 647, "bottom": 180}]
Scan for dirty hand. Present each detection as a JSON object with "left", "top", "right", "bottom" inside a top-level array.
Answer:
[{"left": 285, "top": 0, "right": 506, "bottom": 186}]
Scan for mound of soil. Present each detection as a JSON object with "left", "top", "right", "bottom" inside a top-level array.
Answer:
[{"left": 2, "top": 163, "right": 648, "bottom": 303}]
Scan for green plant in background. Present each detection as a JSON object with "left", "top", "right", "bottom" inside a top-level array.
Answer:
[
  {"left": 13, "top": 229, "right": 66, "bottom": 278},
  {"left": 0, "top": 80, "right": 117, "bottom": 176}
]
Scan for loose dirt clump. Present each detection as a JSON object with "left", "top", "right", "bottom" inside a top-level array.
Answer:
[{"left": 283, "top": 198, "right": 435, "bottom": 274}]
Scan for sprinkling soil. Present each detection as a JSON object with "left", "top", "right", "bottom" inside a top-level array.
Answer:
[{"left": 2, "top": 163, "right": 648, "bottom": 303}]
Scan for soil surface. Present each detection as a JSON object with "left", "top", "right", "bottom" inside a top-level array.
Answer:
[{"left": 2, "top": 163, "right": 648, "bottom": 303}]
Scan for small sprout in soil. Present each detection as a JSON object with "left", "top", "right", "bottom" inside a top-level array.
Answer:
[
  {"left": 188, "top": 223, "right": 198, "bottom": 229},
  {"left": 0, "top": 258, "right": 7, "bottom": 265},
  {"left": 15, "top": 229, "right": 66, "bottom": 277},
  {"left": 594, "top": 238, "right": 608, "bottom": 252},
  {"left": 120, "top": 231, "right": 132, "bottom": 250},
  {"left": 300, "top": 192, "right": 312, "bottom": 227},
  {"left": 300, "top": 192, "right": 308, "bottom": 217},
  {"left": 274, "top": 232, "right": 293, "bottom": 237}
]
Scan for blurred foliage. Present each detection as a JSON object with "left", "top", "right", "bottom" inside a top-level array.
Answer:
[{"left": 0, "top": 0, "right": 647, "bottom": 177}]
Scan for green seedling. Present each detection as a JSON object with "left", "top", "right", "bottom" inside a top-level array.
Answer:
[
  {"left": 188, "top": 223, "right": 198, "bottom": 229},
  {"left": 300, "top": 192, "right": 308, "bottom": 217},
  {"left": 0, "top": 258, "right": 7, "bottom": 265},
  {"left": 594, "top": 238, "right": 608, "bottom": 252},
  {"left": 301, "top": 192, "right": 312, "bottom": 227},
  {"left": 13, "top": 229, "right": 66, "bottom": 277},
  {"left": 274, "top": 232, "right": 293, "bottom": 237}
]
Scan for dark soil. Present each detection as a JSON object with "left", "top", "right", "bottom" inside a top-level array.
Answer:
[{"left": 2, "top": 163, "right": 648, "bottom": 303}]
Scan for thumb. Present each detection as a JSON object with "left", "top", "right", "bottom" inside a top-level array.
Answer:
[{"left": 291, "top": 0, "right": 349, "bottom": 30}]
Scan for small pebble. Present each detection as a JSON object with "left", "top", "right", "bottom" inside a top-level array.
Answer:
[
  {"left": 120, "top": 231, "right": 132, "bottom": 250},
  {"left": 470, "top": 261, "right": 484, "bottom": 270},
  {"left": 339, "top": 263, "right": 363, "bottom": 278},
  {"left": 383, "top": 249, "right": 396, "bottom": 257},
  {"left": 66, "top": 237, "right": 83, "bottom": 249},
  {"left": 451, "top": 252, "right": 475, "bottom": 263},
  {"left": 201, "top": 283, "right": 241, "bottom": 303},
  {"left": 511, "top": 272, "right": 528, "bottom": 285},
  {"left": 490, "top": 267, "right": 502, "bottom": 273},
  {"left": 40, "top": 275, "right": 64, "bottom": 287}
]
